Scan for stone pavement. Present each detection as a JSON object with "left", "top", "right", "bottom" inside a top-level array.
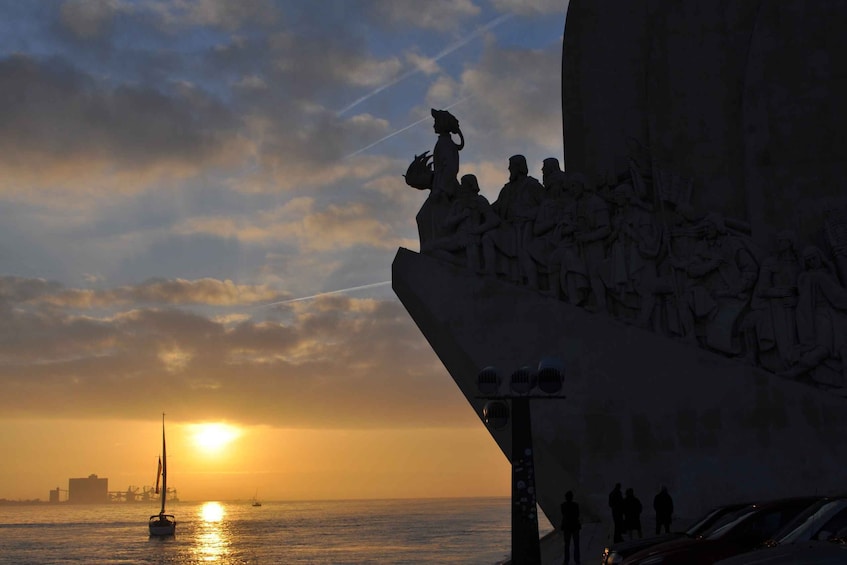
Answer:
[{"left": 540, "top": 521, "right": 610, "bottom": 565}]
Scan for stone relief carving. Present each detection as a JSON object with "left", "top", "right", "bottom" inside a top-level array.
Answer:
[
  {"left": 427, "top": 174, "right": 500, "bottom": 272},
  {"left": 405, "top": 119, "right": 847, "bottom": 393}
]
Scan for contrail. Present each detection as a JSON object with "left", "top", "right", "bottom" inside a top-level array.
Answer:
[
  {"left": 260, "top": 281, "right": 391, "bottom": 307},
  {"left": 336, "top": 13, "right": 513, "bottom": 117},
  {"left": 343, "top": 96, "right": 470, "bottom": 160}
]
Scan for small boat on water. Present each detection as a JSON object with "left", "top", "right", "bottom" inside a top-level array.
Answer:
[
  {"left": 149, "top": 413, "right": 176, "bottom": 536},
  {"left": 251, "top": 490, "right": 262, "bottom": 507}
]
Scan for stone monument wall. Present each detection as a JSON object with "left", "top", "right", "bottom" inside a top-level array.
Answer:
[{"left": 563, "top": 0, "right": 847, "bottom": 247}]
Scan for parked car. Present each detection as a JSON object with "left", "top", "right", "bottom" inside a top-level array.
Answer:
[
  {"left": 601, "top": 502, "right": 749, "bottom": 565},
  {"left": 714, "top": 497, "right": 847, "bottom": 564},
  {"left": 620, "top": 497, "right": 820, "bottom": 565},
  {"left": 713, "top": 539, "right": 847, "bottom": 564}
]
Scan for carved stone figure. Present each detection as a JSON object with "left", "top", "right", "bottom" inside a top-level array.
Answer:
[
  {"left": 780, "top": 246, "right": 847, "bottom": 386},
  {"left": 405, "top": 109, "right": 464, "bottom": 252},
  {"left": 825, "top": 208, "right": 847, "bottom": 287},
  {"left": 481, "top": 155, "right": 545, "bottom": 282},
  {"left": 523, "top": 161, "right": 574, "bottom": 295},
  {"left": 740, "top": 231, "right": 801, "bottom": 370},
  {"left": 427, "top": 174, "right": 499, "bottom": 272},
  {"left": 541, "top": 157, "right": 568, "bottom": 196},
  {"left": 570, "top": 173, "right": 611, "bottom": 312},
  {"left": 604, "top": 184, "right": 663, "bottom": 325},
  {"left": 672, "top": 213, "right": 758, "bottom": 353}
]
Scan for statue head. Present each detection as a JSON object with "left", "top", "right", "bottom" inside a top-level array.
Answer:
[
  {"left": 508, "top": 154, "right": 528, "bottom": 181},
  {"left": 802, "top": 245, "right": 826, "bottom": 270},
  {"left": 459, "top": 174, "right": 480, "bottom": 194},
  {"left": 775, "top": 230, "right": 798, "bottom": 254},
  {"left": 541, "top": 157, "right": 561, "bottom": 176},
  {"left": 431, "top": 108, "right": 461, "bottom": 135}
]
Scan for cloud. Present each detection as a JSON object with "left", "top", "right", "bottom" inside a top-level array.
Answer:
[
  {"left": 369, "top": 0, "right": 481, "bottom": 31},
  {"left": 0, "top": 278, "right": 463, "bottom": 428},
  {"left": 174, "top": 196, "right": 400, "bottom": 252},
  {"left": 490, "top": 0, "right": 567, "bottom": 16},
  {"left": 410, "top": 37, "right": 562, "bottom": 179},
  {"left": 39, "top": 278, "right": 288, "bottom": 308},
  {"left": 0, "top": 55, "right": 243, "bottom": 195},
  {"left": 146, "top": 0, "right": 280, "bottom": 30},
  {"left": 58, "top": 0, "right": 124, "bottom": 39}
]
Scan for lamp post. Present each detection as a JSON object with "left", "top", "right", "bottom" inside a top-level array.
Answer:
[{"left": 478, "top": 358, "right": 566, "bottom": 565}]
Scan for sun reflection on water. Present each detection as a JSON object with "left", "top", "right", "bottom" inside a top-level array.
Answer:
[{"left": 194, "top": 502, "right": 230, "bottom": 562}]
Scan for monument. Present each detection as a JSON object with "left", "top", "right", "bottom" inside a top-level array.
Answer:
[{"left": 393, "top": 0, "right": 847, "bottom": 553}]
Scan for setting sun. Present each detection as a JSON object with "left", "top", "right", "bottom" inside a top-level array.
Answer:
[{"left": 190, "top": 423, "right": 240, "bottom": 454}]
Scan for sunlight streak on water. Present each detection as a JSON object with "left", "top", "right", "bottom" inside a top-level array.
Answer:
[{"left": 195, "top": 502, "right": 229, "bottom": 562}]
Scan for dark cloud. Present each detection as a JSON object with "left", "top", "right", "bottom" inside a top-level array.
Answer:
[
  {"left": 0, "top": 54, "right": 237, "bottom": 179},
  {"left": 58, "top": 0, "right": 121, "bottom": 40}
]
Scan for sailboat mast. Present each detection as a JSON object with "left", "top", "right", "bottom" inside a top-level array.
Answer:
[{"left": 160, "top": 412, "right": 167, "bottom": 515}]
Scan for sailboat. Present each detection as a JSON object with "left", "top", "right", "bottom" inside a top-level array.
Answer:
[
  {"left": 148, "top": 413, "right": 176, "bottom": 536},
  {"left": 251, "top": 489, "right": 262, "bottom": 507}
]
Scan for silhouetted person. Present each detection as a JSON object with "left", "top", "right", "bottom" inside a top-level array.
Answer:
[
  {"left": 609, "top": 483, "right": 624, "bottom": 542},
  {"left": 560, "top": 490, "right": 581, "bottom": 565},
  {"left": 653, "top": 486, "right": 673, "bottom": 534},
  {"left": 624, "top": 488, "right": 643, "bottom": 539}
]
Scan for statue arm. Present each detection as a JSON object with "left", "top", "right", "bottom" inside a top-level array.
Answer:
[
  {"left": 469, "top": 202, "right": 501, "bottom": 234},
  {"left": 687, "top": 255, "right": 721, "bottom": 277},
  {"left": 577, "top": 209, "right": 611, "bottom": 243}
]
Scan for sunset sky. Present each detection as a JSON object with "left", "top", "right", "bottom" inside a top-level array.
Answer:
[{"left": 0, "top": 0, "right": 566, "bottom": 501}]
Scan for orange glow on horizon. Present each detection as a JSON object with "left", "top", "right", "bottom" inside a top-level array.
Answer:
[{"left": 0, "top": 418, "right": 509, "bottom": 502}]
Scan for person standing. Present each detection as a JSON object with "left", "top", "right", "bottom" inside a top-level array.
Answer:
[
  {"left": 608, "top": 483, "right": 625, "bottom": 542},
  {"left": 624, "top": 488, "right": 643, "bottom": 539},
  {"left": 560, "top": 491, "right": 581, "bottom": 565},
  {"left": 653, "top": 486, "right": 674, "bottom": 534}
]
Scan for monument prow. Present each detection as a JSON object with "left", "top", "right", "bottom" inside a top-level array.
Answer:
[{"left": 393, "top": 246, "right": 847, "bottom": 528}]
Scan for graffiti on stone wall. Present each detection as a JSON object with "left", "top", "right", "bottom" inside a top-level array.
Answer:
[{"left": 405, "top": 112, "right": 847, "bottom": 392}]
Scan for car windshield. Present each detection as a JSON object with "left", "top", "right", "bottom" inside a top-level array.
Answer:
[
  {"left": 705, "top": 509, "right": 757, "bottom": 540},
  {"left": 685, "top": 505, "right": 746, "bottom": 537},
  {"left": 685, "top": 508, "right": 722, "bottom": 536},
  {"left": 777, "top": 500, "right": 847, "bottom": 543}
]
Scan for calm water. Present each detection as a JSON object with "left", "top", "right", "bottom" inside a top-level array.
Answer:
[{"left": 0, "top": 497, "right": 553, "bottom": 564}]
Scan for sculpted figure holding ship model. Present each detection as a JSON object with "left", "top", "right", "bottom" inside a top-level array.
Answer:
[{"left": 404, "top": 109, "right": 464, "bottom": 252}]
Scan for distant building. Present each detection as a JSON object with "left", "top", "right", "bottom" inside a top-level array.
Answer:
[{"left": 68, "top": 474, "right": 108, "bottom": 504}]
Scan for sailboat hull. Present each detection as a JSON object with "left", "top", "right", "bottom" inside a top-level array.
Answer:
[{"left": 148, "top": 514, "right": 176, "bottom": 536}]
